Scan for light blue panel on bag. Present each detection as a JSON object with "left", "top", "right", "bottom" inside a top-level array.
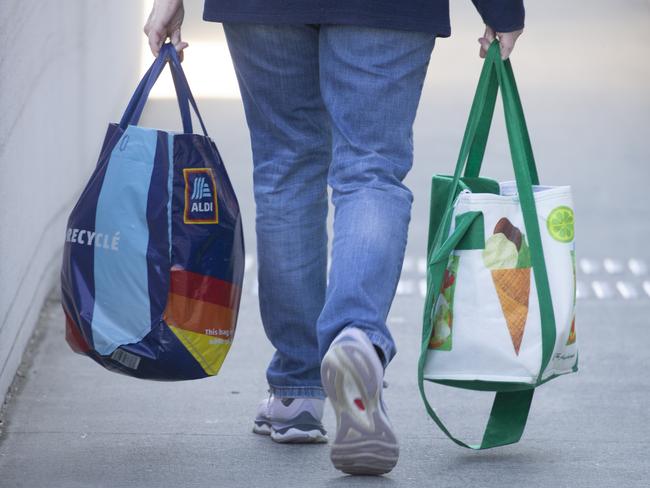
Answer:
[{"left": 91, "top": 126, "right": 157, "bottom": 355}]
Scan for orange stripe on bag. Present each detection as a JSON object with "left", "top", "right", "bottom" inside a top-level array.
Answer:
[{"left": 163, "top": 293, "right": 235, "bottom": 341}]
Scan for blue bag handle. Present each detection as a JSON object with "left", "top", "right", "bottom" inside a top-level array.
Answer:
[
  {"left": 166, "top": 46, "right": 209, "bottom": 136},
  {"left": 120, "top": 46, "right": 190, "bottom": 131},
  {"left": 119, "top": 43, "right": 208, "bottom": 136},
  {"left": 161, "top": 43, "right": 209, "bottom": 136}
]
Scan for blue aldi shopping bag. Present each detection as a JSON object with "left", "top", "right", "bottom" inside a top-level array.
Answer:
[{"left": 60, "top": 44, "right": 245, "bottom": 380}]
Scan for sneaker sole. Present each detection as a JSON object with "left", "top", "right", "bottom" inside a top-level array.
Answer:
[
  {"left": 321, "top": 338, "right": 399, "bottom": 475},
  {"left": 252, "top": 421, "right": 272, "bottom": 436},
  {"left": 271, "top": 427, "right": 328, "bottom": 444},
  {"left": 254, "top": 415, "right": 328, "bottom": 444}
]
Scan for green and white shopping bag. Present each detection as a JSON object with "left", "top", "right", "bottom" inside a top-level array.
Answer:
[{"left": 419, "top": 41, "right": 578, "bottom": 449}]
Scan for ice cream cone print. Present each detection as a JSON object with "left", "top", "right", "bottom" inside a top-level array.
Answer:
[
  {"left": 483, "top": 218, "right": 532, "bottom": 355},
  {"left": 491, "top": 268, "right": 531, "bottom": 355}
]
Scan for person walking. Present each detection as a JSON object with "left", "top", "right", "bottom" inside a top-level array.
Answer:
[{"left": 145, "top": 0, "right": 524, "bottom": 476}]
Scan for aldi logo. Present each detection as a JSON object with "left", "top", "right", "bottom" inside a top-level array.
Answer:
[
  {"left": 183, "top": 168, "right": 219, "bottom": 224},
  {"left": 191, "top": 176, "right": 212, "bottom": 200}
]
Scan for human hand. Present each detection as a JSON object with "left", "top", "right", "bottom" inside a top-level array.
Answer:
[
  {"left": 478, "top": 26, "right": 523, "bottom": 60},
  {"left": 144, "top": 0, "right": 189, "bottom": 60}
]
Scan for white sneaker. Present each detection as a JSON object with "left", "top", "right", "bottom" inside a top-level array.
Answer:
[
  {"left": 321, "top": 328, "right": 399, "bottom": 475},
  {"left": 253, "top": 394, "right": 328, "bottom": 443}
]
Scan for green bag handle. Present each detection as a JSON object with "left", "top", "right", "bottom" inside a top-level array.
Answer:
[
  {"left": 428, "top": 42, "right": 556, "bottom": 376},
  {"left": 464, "top": 58, "right": 499, "bottom": 178},
  {"left": 419, "top": 41, "right": 556, "bottom": 449},
  {"left": 496, "top": 50, "right": 557, "bottom": 380},
  {"left": 463, "top": 52, "right": 540, "bottom": 184}
]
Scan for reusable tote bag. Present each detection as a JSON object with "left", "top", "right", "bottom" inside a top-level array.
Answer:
[
  {"left": 61, "top": 44, "right": 245, "bottom": 381},
  {"left": 419, "top": 41, "right": 578, "bottom": 448}
]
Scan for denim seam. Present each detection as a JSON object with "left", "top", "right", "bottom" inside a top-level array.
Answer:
[{"left": 268, "top": 384, "right": 326, "bottom": 399}]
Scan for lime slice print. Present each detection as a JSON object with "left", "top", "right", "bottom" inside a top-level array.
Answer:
[{"left": 547, "top": 206, "right": 575, "bottom": 243}]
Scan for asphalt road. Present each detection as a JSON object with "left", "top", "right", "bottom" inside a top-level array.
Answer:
[{"left": 1, "top": 1, "right": 649, "bottom": 486}]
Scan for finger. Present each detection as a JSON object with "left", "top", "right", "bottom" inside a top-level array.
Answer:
[
  {"left": 148, "top": 31, "right": 164, "bottom": 57},
  {"left": 478, "top": 37, "right": 491, "bottom": 58},
  {"left": 484, "top": 25, "right": 496, "bottom": 42},
  {"left": 171, "top": 28, "right": 182, "bottom": 48},
  {"left": 177, "top": 43, "right": 189, "bottom": 62},
  {"left": 497, "top": 34, "right": 515, "bottom": 60},
  {"left": 480, "top": 26, "right": 496, "bottom": 58},
  {"left": 499, "top": 44, "right": 514, "bottom": 60},
  {"left": 171, "top": 30, "right": 185, "bottom": 59},
  {"left": 498, "top": 29, "right": 523, "bottom": 60},
  {"left": 171, "top": 29, "right": 188, "bottom": 62}
]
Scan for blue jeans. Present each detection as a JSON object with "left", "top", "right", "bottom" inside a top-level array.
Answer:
[{"left": 224, "top": 24, "right": 435, "bottom": 399}]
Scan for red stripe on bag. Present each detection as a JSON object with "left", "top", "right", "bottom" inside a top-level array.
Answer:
[
  {"left": 63, "top": 308, "right": 91, "bottom": 353},
  {"left": 169, "top": 269, "right": 239, "bottom": 308}
]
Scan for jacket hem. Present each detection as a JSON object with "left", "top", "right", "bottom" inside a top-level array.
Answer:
[{"left": 203, "top": 9, "right": 450, "bottom": 37}]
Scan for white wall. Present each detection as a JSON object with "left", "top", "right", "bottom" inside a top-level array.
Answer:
[{"left": 0, "top": 1, "right": 144, "bottom": 401}]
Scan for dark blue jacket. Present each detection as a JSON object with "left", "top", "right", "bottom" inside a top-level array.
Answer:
[{"left": 203, "top": 1, "right": 524, "bottom": 37}]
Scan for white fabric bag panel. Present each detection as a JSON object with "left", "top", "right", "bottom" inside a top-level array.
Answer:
[{"left": 423, "top": 182, "right": 578, "bottom": 384}]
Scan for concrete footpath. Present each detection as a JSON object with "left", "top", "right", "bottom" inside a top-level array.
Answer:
[{"left": 0, "top": 282, "right": 648, "bottom": 487}]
